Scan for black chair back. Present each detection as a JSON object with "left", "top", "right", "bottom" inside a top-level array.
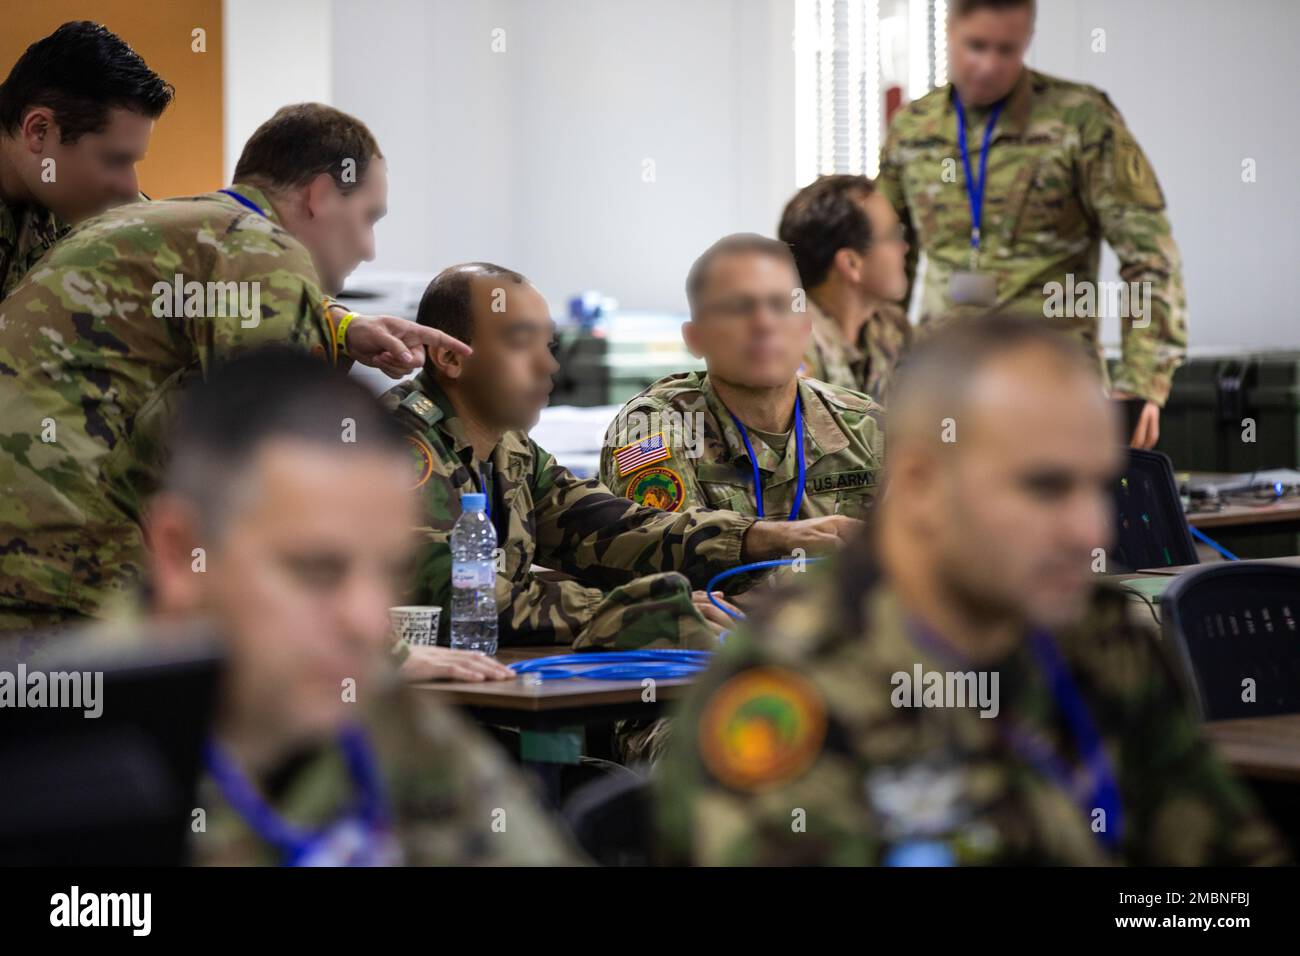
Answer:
[{"left": 1160, "top": 562, "right": 1300, "bottom": 719}]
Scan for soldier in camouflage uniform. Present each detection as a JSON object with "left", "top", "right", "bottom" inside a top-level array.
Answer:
[
  {"left": 0, "top": 22, "right": 173, "bottom": 301},
  {"left": 0, "top": 104, "right": 471, "bottom": 634},
  {"left": 601, "top": 234, "right": 885, "bottom": 524},
  {"left": 658, "top": 317, "right": 1284, "bottom": 866},
  {"left": 29, "top": 351, "right": 578, "bottom": 866},
  {"left": 387, "top": 261, "right": 858, "bottom": 651},
  {"left": 777, "top": 175, "right": 913, "bottom": 404},
  {"left": 877, "top": 0, "right": 1186, "bottom": 448}
]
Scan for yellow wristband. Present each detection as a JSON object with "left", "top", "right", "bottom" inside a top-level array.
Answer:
[{"left": 336, "top": 311, "right": 359, "bottom": 357}]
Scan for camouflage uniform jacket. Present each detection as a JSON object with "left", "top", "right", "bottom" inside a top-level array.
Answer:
[
  {"left": 0, "top": 185, "right": 339, "bottom": 626},
  {"left": 0, "top": 194, "right": 69, "bottom": 303},
  {"left": 800, "top": 298, "right": 912, "bottom": 404},
  {"left": 194, "top": 683, "right": 583, "bottom": 866},
  {"left": 877, "top": 68, "right": 1187, "bottom": 405},
  {"left": 1, "top": 608, "right": 581, "bottom": 865},
  {"left": 656, "top": 547, "right": 1283, "bottom": 865},
  {"left": 383, "top": 372, "right": 755, "bottom": 648},
  {"left": 600, "top": 371, "right": 885, "bottom": 522}
]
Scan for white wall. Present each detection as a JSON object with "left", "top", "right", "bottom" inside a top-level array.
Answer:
[
  {"left": 223, "top": 0, "right": 333, "bottom": 182},
  {"left": 233, "top": 0, "right": 1298, "bottom": 350},
  {"left": 1029, "top": 0, "right": 1300, "bottom": 350},
  {"left": 329, "top": 0, "right": 795, "bottom": 313}
]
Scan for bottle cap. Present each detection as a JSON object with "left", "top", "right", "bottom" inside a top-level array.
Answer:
[{"left": 460, "top": 492, "right": 487, "bottom": 513}]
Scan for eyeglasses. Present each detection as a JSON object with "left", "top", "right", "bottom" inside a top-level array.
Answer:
[{"left": 699, "top": 294, "right": 803, "bottom": 321}]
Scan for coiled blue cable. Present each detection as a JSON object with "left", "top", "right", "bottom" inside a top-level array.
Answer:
[
  {"left": 508, "top": 559, "right": 828, "bottom": 681},
  {"left": 704, "top": 556, "right": 826, "bottom": 620},
  {"left": 510, "top": 648, "right": 711, "bottom": 682}
]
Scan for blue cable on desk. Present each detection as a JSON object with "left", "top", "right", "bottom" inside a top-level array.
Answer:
[
  {"left": 1189, "top": 525, "right": 1240, "bottom": 561},
  {"left": 704, "top": 557, "right": 826, "bottom": 620},
  {"left": 510, "top": 649, "right": 711, "bottom": 682},
  {"left": 509, "top": 559, "right": 827, "bottom": 680}
]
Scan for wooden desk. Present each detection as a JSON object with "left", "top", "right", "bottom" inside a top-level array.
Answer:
[
  {"left": 417, "top": 646, "right": 690, "bottom": 800},
  {"left": 1187, "top": 500, "right": 1300, "bottom": 530},
  {"left": 1203, "top": 714, "right": 1300, "bottom": 783}
]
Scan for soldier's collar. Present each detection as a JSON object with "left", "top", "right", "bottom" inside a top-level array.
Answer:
[
  {"left": 943, "top": 66, "right": 1035, "bottom": 143},
  {"left": 221, "top": 183, "right": 284, "bottom": 227},
  {"left": 701, "top": 374, "right": 849, "bottom": 470},
  {"left": 411, "top": 372, "right": 526, "bottom": 464},
  {"left": 0, "top": 196, "right": 65, "bottom": 250}
]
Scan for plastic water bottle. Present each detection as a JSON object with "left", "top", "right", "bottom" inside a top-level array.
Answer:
[{"left": 450, "top": 492, "right": 499, "bottom": 655}]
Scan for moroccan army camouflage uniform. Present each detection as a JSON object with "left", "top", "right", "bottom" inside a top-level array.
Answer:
[
  {"left": 0, "top": 195, "right": 68, "bottom": 303},
  {"left": 383, "top": 371, "right": 758, "bottom": 650},
  {"left": 800, "top": 299, "right": 912, "bottom": 404},
  {"left": 0, "top": 186, "right": 339, "bottom": 631},
  {"left": 657, "top": 547, "right": 1285, "bottom": 866},
  {"left": 877, "top": 68, "right": 1187, "bottom": 405},
  {"left": 600, "top": 372, "right": 886, "bottom": 523}
]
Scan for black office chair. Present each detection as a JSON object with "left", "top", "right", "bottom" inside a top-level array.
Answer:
[
  {"left": 1160, "top": 562, "right": 1300, "bottom": 719},
  {"left": 1110, "top": 448, "right": 1198, "bottom": 572},
  {"left": 561, "top": 769, "right": 654, "bottom": 866}
]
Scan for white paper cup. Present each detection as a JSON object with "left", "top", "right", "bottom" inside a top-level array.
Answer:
[{"left": 389, "top": 605, "right": 442, "bottom": 647}]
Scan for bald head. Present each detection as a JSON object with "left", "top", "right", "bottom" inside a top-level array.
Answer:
[
  {"left": 887, "top": 315, "right": 1107, "bottom": 454},
  {"left": 416, "top": 261, "right": 558, "bottom": 433}
]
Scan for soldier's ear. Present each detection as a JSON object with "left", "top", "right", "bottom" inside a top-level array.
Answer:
[
  {"left": 681, "top": 320, "right": 704, "bottom": 359},
  {"left": 431, "top": 345, "right": 464, "bottom": 379},
  {"left": 833, "top": 247, "right": 863, "bottom": 284},
  {"left": 303, "top": 172, "right": 340, "bottom": 220},
  {"left": 18, "top": 107, "right": 54, "bottom": 151},
  {"left": 143, "top": 494, "right": 208, "bottom": 615}
]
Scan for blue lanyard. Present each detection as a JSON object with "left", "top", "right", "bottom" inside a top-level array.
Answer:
[
  {"left": 952, "top": 94, "right": 1004, "bottom": 253},
  {"left": 907, "top": 623, "right": 1124, "bottom": 853},
  {"left": 219, "top": 187, "right": 268, "bottom": 219},
  {"left": 203, "top": 725, "right": 392, "bottom": 865},
  {"left": 1021, "top": 631, "right": 1124, "bottom": 851},
  {"left": 728, "top": 391, "right": 806, "bottom": 522}
]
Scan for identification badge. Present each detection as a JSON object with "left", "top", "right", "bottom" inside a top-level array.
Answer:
[{"left": 949, "top": 271, "right": 997, "bottom": 307}]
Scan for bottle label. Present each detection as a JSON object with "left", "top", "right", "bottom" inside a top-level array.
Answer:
[{"left": 452, "top": 560, "right": 495, "bottom": 589}]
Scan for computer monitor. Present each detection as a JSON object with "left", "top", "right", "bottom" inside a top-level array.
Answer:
[
  {"left": 1111, "top": 448, "right": 1199, "bottom": 572},
  {"left": 0, "top": 634, "right": 223, "bottom": 865}
]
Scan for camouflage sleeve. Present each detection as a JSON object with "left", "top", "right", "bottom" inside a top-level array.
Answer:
[
  {"left": 877, "top": 119, "right": 920, "bottom": 304},
  {"left": 599, "top": 401, "right": 710, "bottom": 511},
  {"left": 1077, "top": 97, "right": 1187, "bottom": 406},
  {"left": 1116, "top": 623, "right": 1285, "bottom": 865},
  {"left": 186, "top": 243, "right": 336, "bottom": 373},
  {"left": 532, "top": 441, "right": 754, "bottom": 591},
  {"left": 655, "top": 581, "right": 873, "bottom": 865}
]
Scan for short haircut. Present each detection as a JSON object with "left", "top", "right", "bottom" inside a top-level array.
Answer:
[
  {"left": 950, "top": 0, "right": 1036, "bottom": 18},
  {"left": 0, "top": 21, "right": 173, "bottom": 143},
  {"left": 166, "top": 347, "right": 407, "bottom": 535},
  {"left": 415, "top": 262, "right": 527, "bottom": 345},
  {"left": 888, "top": 315, "right": 1099, "bottom": 449},
  {"left": 685, "top": 233, "right": 798, "bottom": 312},
  {"left": 778, "top": 175, "right": 877, "bottom": 290},
  {"left": 233, "top": 103, "right": 382, "bottom": 196}
]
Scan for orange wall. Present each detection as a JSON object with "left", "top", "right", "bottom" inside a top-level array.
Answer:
[{"left": 0, "top": 1, "right": 223, "bottom": 199}]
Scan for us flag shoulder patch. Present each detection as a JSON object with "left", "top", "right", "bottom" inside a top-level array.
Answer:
[{"left": 614, "top": 432, "right": 671, "bottom": 476}]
